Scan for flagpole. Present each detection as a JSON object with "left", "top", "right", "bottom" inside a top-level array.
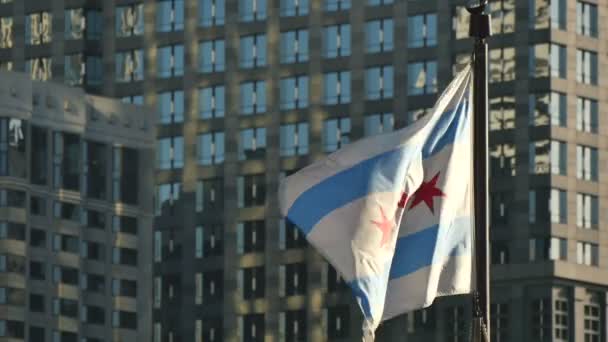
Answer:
[{"left": 466, "top": 2, "right": 491, "bottom": 341}]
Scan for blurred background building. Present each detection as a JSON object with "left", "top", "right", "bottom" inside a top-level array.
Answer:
[{"left": 0, "top": 0, "right": 606, "bottom": 341}]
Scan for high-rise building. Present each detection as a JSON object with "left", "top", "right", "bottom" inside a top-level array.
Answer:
[
  {"left": 0, "top": 71, "right": 156, "bottom": 341},
  {"left": 0, "top": 0, "right": 606, "bottom": 341}
]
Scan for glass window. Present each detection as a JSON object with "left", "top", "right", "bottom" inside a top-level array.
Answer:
[
  {"left": 155, "top": 182, "right": 181, "bottom": 216},
  {"left": 121, "top": 95, "right": 144, "bottom": 105},
  {"left": 199, "top": 85, "right": 225, "bottom": 119},
  {"left": 577, "top": 1, "right": 598, "bottom": 37},
  {"left": 116, "top": 4, "right": 144, "bottom": 37},
  {"left": 52, "top": 265, "right": 78, "bottom": 285},
  {"left": 368, "top": 0, "right": 392, "bottom": 5},
  {"left": 239, "top": 34, "right": 266, "bottom": 69},
  {"left": 85, "top": 56, "right": 102, "bottom": 86},
  {"left": 86, "top": 10, "right": 102, "bottom": 40},
  {"left": 551, "top": 189, "right": 567, "bottom": 224},
  {"left": 280, "top": 123, "right": 309, "bottom": 157},
  {"left": 240, "top": 81, "right": 266, "bottom": 114},
  {"left": 65, "top": 54, "right": 84, "bottom": 86},
  {"left": 115, "top": 49, "right": 144, "bottom": 82},
  {"left": 280, "top": 0, "right": 308, "bottom": 17},
  {"left": 158, "top": 90, "right": 184, "bottom": 124},
  {"left": 237, "top": 220, "right": 265, "bottom": 254},
  {"left": 408, "top": 60, "right": 437, "bottom": 95},
  {"left": 489, "top": 47, "right": 515, "bottom": 83},
  {"left": 195, "top": 178, "right": 224, "bottom": 213},
  {"left": 490, "top": 0, "right": 515, "bottom": 34},
  {"left": 199, "top": 0, "right": 225, "bottom": 27},
  {"left": 577, "top": 241, "right": 598, "bottom": 266},
  {"left": 237, "top": 174, "right": 266, "bottom": 208},
  {"left": 25, "top": 57, "right": 52, "bottom": 81},
  {"left": 112, "top": 278, "right": 137, "bottom": 298},
  {"left": 0, "top": 61, "right": 11, "bottom": 71},
  {"left": 576, "top": 49, "right": 598, "bottom": 85},
  {"left": 239, "top": 0, "right": 266, "bottom": 22},
  {"left": 529, "top": 92, "right": 566, "bottom": 127},
  {"left": 323, "top": 24, "right": 351, "bottom": 58},
  {"left": 0, "top": 222, "right": 25, "bottom": 242},
  {"left": 30, "top": 196, "right": 46, "bottom": 216},
  {"left": 53, "top": 233, "right": 79, "bottom": 254},
  {"left": 529, "top": 140, "right": 566, "bottom": 175},
  {"left": 112, "top": 215, "right": 138, "bottom": 235},
  {"left": 576, "top": 97, "right": 598, "bottom": 133},
  {"left": 326, "top": 306, "right": 350, "bottom": 339},
  {"left": 408, "top": 14, "right": 436, "bottom": 48},
  {"left": 453, "top": 6, "right": 469, "bottom": 39},
  {"left": 157, "top": 136, "right": 184, "bottom": 170},
  {"left": 577, "top": 193, "right": 598, "bottom": 229},
  {"left": 490, "top": 144, "right": 516, "bottom": 177},
  {"left": 489, "top": 96, "right": 515, "bottom": 131},
  {"left": 239, "top": 127, "right": 266, "bottom": 160},
  {"left": 112, "top": 310, "right": 137, "bottom": 330},
  {"left": 81, "top": 241, "right": 105, "bottom": 261},
  {"left": 323, "top": 71, "right": 351, "bottom": 104},
  {"left": 529, "top": 43, "right": 566, "bottom": 78},
  {"left": 279, "top": 219, "right": 306, "bottom": 250},
  {"left": 112, "top": 247, "right": 138, "bottom": 266},
  {"left": 30, "top": 228, "right": 46, "bottom": 248},
  {"left": 53, "top": 132, "right": 80, "bottom": 191},
  {"left": 280, "top": 76, "right": 308, "bottom": 110},
  {"left": 238, "top": 267, "right": 265, "bottom": 299},
  {"left": 0, "top": 320, "right": 24, "bottom": 339},
  {"left": 0, "top": 16, "right": 13, "bottom": 48},
  {"left": 365, "top": 66, "right": 393, "bottom": 100},
  {"left": 279, "top": 263, "right": 307, "bottom": 296},
  {"left": 85, "top": 141, "right": 107, "bottom": 200},
  {"left": 364, "top": 113, "right": 394, "bottom": 137},
  {"left": 367, "top": 18, "right": 394, "bottom": 52},
  {"left": 324, "top": 0, "right": 350, "bottom": 11},
  {"left": 197, "top": 132, "right": 225, "bottom": 165},
  {"left": 529, "top": 237, "right": 567, "bottom": 261},
  {"left": 551, "top": 0, "right": 567, "bottom": 29},
  {"left": 280, "top": 29, "right": 308, "bottom": 64},
  {"left": 112, "top": 147, "right": 139, "bottom": 205},
  {"left": 156, "top": 0, "right": 184, "bottom": 32},
  {"left": 576, "top": 145, "right": 598, "bottom": 181},
  {"left": 157, "top": 44, "right": 184, "bottom": 78},
  {"left": 82, "top": 305, "right": 105, "bottom": 325},
  {"left": 323, "top": 117, "right": 351, "bottom": 152},
  {"left": 0, "top": 118, "right": 27, "bottom": 178},
  {"left": 64, "top": 8, "right": 85, "bottom": 40},
  {"left": 25, "top": 12, "right": 52, "bottom": 45},
  {"left": 199, "top": 39, "right": 225, "bottom": 73},
  {"left": 195, "top": 224, "right": 223, "bottom": 257}
]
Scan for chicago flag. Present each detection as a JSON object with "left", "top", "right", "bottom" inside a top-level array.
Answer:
[{"left": 279, "top": 66, "right": 473, "bottom": 339}]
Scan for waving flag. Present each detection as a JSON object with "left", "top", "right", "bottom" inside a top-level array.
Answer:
[{"left": 279, "top": 66, "right": 473, "bottom": 339}]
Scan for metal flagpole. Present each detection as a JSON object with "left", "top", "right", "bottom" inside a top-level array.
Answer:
[{"left": 466, "top": 1, "right": 491, "bottom": 341}]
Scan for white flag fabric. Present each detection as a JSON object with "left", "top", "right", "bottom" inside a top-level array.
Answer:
[{"left": 279, "top": 66, "right": 473, "bottom": 339}]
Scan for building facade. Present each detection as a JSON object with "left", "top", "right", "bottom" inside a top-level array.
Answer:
[
  {"left": 0, "top": 71, "right": 156, "bottom": 341},
  {"left": 0, "top": 0, "right": 607, "bottom": 341}
]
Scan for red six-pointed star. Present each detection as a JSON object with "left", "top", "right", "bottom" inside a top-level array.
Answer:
[
  {"left": 370, "top": 206, "right": 394, "bottom": 247},
  {"left": 410, "top": 172, "right": 445, "bottom": 213}
]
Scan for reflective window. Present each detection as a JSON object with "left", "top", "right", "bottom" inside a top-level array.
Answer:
[
  {"left": 53, "top": 201, "right": 80, "bottom": 222},
  {"left": 576, "top": 49, "right": 598, "bottom": 85},
  {"left": 0, "top": 222, "right": 25, "bottom": 242},
  {"left": 112, "top": 147, "right": 139, "bottom": 205},
  {"left": 408, "top": 60, "right": 437, "bottom": 95},
  {"left": 30, "top": 197, "right": 46, "bottom": 216},
  {"left": 367, "top": 18, "right": 394, "bottom": 52},
  {"left": 323, "top": 71, "right": 350, "bottom": 104},
  {"left": 30, "top": 228, "right": 46, "bottom": 248},
  {"left": 0, "top": 61, "right": 11, "bottom": 71},
  {"left": 155, "top": 183, "right": 180, "bottom": 216},
  {"left": 82, "top": 305, "right": 105, "bottom": 325},
  {"left": 0, "top": 17, "right": 12, "bottom": 48},
  {"left": 490, "top": 144, "right": 516, "bottom": 177},
  {"left": 112, "top": 247, "right": 137, "bottom": 266},
  {"left": 489, "top": 47, "right": 515, "bottom": 83},
  {"left": 53, "top": 330, "right": 77, "bottom": 342},
  {"left": 326, "top": 306, "right": 350, "bottom": 339},
  {"left": 324, "top": 0, "right": 350, "bottom": 11},
  {"left": 116, "top": 4, "right": 144, "bottom": 37},
  {"left": 528, "top": 237, "right": 567, "bottom": 261},
  {"left": 239, "top": 127, "right": 266, "bottom": 160},
  {"left": 280, "top": 0, "right": 308, "bottom": 17},
  {"left": 25, "top": 57, "right": 52, "bottom": 81},
  {"left": 86, "top": 10, "right": 102, "bottom": 40},
  {"left": 65, "top": 8, "right": 85, "bottom": 40},
  {"left": 25, "top": 12, "right": 52, "bottom": 45},
  {"left": 453, "top": 6, "right": 469, "bottom": 39},
  {"left": 199, "top": 85, "right": 225, "bottom": 119},
  {"left": 239, "top": 0, "right": 266, "bottom": 22},
  {"left": 29, "top": 261, "right": 45, "bottom": 280},
  {"left": 195, "top": 178, "right": 224, "bottom": 213},
  {"left": 115, "top": 49, "right": 144, "bottom": 82},
  {"left": 364, "top": 113, "right": 394, "bottom": 137},
  {"left": 122, "top": 95, "right": 144, "bottom": 105},
  {"left": 0, "top": 189, "right": 25, "bottom": 209},
  {"left": 52, "top": 297, "right": 78, "bottom": 318},
  {"left": 194, "top": 318, "right": 223, "bottom": 342},
  {"left": 576, "top": 145, "right": 598, "bottom": 182},
  {"left": 237, "top": 220, "right": 265, "bottom": 254},
  {"left": 0, "top": 118, "right": 27, "bottom": 178},
  {"left": 368, "top": 0, "right": 392, "bottom": 5},
  {"left": 52, "top": 265, "right": 78, "bottom": 285},
  {"left": 199, "top": 0, "right": 225, "bottom": 27},
  {"left": 84, "top": 141, "right": 107, "bottom": 200},
  {"left": 240, "top": 34, "right": 266, "bottom": 69},
  {"left": 238, "top": 268, "right": 265, "bottom": 299},
  {"left": 112, "top": 215, "right": 138, "bottom": 235},
  {"left": 577, "top": 193, "right": 598, "bottom": 229},
  {"left": 199, "top": 39, "right": 225, "bottom": 73},
  {"left": 157, "top": 136, "right": 184, "bottom": 170},
  {"left": 408, "top": 14, "right": 436, "bottom": 48},
  {"left": 577, "top": 1, "right": 597, "bottom": 37},
  {"left": 112, "top": 278, "right": 137, "bottom": 298},
  {"left": 197, "top": 132, "right": 225, "bottom": 165},
  {"left": 194, "top": 271, "right": 223, "bottom": 304},
  {"left": 529, "top": 92, "right": 566, "bottom": 127},
  {"left": 279, "top": 220, "right": 306, "bottom": 250},
  {"left": 490, "top": 96, "right": 515, "bottom": 131},
  {"left": 365, "top": 65, "right": 393, "bottom": 100},
  {"left": 577, "top": 241, "right": 598, "bottom": 266},
  {"left": 280, "top": 76, "right": 308, "bottom": 110},
  {"left": 158, "top": 90, "right": 184, "bottom": 124},
  {"left": 323, "top": 24, "right": 350, "bottom": 58},
  {"left": 237, "top": 174, "right": 265, "bottom": 208},
  {"left": 528, "top": 188, "right": 567, "bottom": 224},
  {"left": 323, "top": 117, "right": 351, "bottom": 152},
  {"left": 81, "top": 241, "right": 105, "bottom": 261},
  {"left": 529, "top": 43, "right": 566, "bottom": 78},
  {"left": 529, "top": 140, "right": 566, "bottom": 175},
  {"left": 157, "top": 44, "right": 184, "bottom": 78},
  {"left": 279, "top": 263, "right": 306, "bottom": 296},
  {"left": 280, "top": 123, "right": 309, "bottom": 156},
  {"left": 280, "top": 29, "right": 308, "bottom": 64},
  {"left": 64, "top": 54, "right": 84, "bottom": 86},
  {"left": 195, "top": 224, "right": 224, "bottom": 257},
  {"left": 576, "top": 97, "right": 598, "bottom": 133},
  {"left": 85, "top": 56, "right": 102, "bottom": 85},
  {"left": 453, "top": 53, "right": 471, "bottom": 76},
  {"left": 490, "top": 0, "right": 515, "bottom": 34},
  {"left": 240, "top": 81, "right": 266, "bottom": 114},
  {"left": 112, "top": 310, "right": 137, "bottom": 330},
  {"left": 156, "top": 0, "right": 184, "bottom": 32},
  {"left": 53, "top": 132, "right": 80, "bottom": 191},
  {"left": 529, "top": 0, "right": 566, "bottom": 29}
]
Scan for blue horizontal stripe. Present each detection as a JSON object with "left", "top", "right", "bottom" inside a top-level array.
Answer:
[
  {"left": 287, "top": 100, "right": 469, "bottom": 235},
  {"left": 389, "top": 217, "right": 471, "bottom": 280}
]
